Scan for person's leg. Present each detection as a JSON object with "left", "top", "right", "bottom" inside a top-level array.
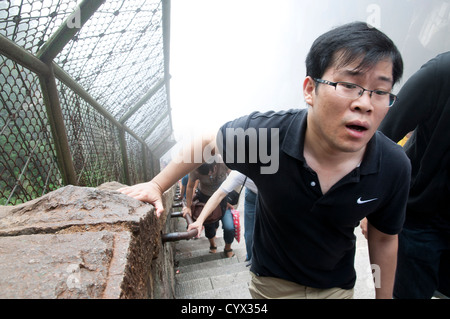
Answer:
[
  {"left": 221, "top": 209, "right": 235, "bottom": 257},
  {"left": 249, "top": 272, "right": 306, "bottom": 299},
  {"left": 244, "top": 189, "right": 257, "bottom": 262},
  {"left": 394, "top": 225, "right": 445, "bottom": 298},
  {"left": 204, "top": 221, "right": 219, "bottom": 253}
]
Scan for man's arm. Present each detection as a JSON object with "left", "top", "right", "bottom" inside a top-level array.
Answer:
[
  {"left": 379, "top": 56, "right": 437, "bottom": 142},
  {"left": 367, "top": 222, "right": 398, "bottom": 299},
  {"left": 118, "top": 130, "right": 218, "bottom": 217}
]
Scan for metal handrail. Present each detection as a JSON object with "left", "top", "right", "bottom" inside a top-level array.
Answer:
[{"left": 161, "top": 209, "right": 199, "bottom": 243}]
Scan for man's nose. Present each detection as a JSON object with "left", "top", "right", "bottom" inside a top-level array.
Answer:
[{"left": 351, "top": 90, "right": 374, "bottom": 113}]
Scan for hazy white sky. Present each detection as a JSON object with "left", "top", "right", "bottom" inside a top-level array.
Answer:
[{"left": 169, "top": 0, "right": 307, "bottom": 143}]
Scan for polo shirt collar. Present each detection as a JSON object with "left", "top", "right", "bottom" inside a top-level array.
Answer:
[
  {"left": 281, "top": 109, "right": 381, "bottom": 176},
  {"left": 359, "top": 132, "right": 381, "bottom": 175},
  {"left": 281, "top": 109, "right": 308, "bottom": 162}
]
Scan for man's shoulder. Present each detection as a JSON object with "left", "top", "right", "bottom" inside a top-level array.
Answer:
[
  {"left": 245, "top": 109, "right": 305, "bottom": 131},
  {"left": 250, "top": 108, "right": 303, "bottom": 122},
  {"left": 220, "top": 108, "right": 304, "bottom": 132},
  {"left": 250, "top": 108, "right": 303, "bottom": 119}
]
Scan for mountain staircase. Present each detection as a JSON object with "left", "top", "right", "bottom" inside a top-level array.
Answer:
[{"left": 172, "top": 214, "right": 252, "bottom": 299}]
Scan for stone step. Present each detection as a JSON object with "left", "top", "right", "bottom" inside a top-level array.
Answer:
[
  {"left": 175, "top": 237, "right": 226, "bottom": 254},
  {"left": 172, "top": 209, "right": 251, "bottom": 299},
  {"left": 176, "top": 270, "right": 252, "bottom": 299},
  {"left": 176, "top": 247, "right": 247, "bottom": 268},
  {"left": 176, "top": 258, "right": 250, "bottom": 283},
  {"left": 178, "top": 282, "right": 252, "bottom": 299},
  {"left": 177, "top": 254, "right": 241, "bottom": 277}
]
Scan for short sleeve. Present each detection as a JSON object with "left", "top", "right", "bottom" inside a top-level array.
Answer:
[{"left": 367, "top": 146, "right": 411, "bottom": 235}]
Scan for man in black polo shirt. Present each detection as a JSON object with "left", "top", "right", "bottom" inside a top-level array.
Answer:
[{"left": 119, "top": 22, "right": 411, "bottom": 299}]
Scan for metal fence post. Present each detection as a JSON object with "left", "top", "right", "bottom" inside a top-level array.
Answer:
[
  {"left": 38, "top": 64, "right": 77, "bottom": 186},
  {"left": 119, "top": 127, "right": 131, "bottom": 186},
  {"left": 142, "top": 142, "right": 149, "bottom": 182}
]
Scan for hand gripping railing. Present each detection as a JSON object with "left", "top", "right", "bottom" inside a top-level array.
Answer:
[{"left": 161, "top": 207, "right": 198, "bottom": 243}]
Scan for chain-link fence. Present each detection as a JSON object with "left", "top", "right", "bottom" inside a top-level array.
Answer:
[{"left": 1, "top": 0, "right": 174, "bottom": 205}]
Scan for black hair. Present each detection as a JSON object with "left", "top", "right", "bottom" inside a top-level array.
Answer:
[
  {"left": 306, "top": 21, "right": 403, "bottom": 85},
  {"left": 197, "top": 162, "right": 216, "bottom": 175}
]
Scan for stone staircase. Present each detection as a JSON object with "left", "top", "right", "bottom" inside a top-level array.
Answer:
[{"left": 173, "top": 215, "right": 252, "bottom": 299}]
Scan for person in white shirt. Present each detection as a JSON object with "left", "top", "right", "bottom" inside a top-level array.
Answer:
[{"left": 188, "top": 170, "right": 257, "bottom": 262}]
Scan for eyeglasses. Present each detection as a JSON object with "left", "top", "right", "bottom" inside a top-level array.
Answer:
[{"left": 314, "top": 78, "right": 397, "bottom": 108}]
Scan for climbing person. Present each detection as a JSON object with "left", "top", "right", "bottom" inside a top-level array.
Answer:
[
  {"left": 182, "top": 160, "right": 235, "bottom": 258},
  {"left": 187, "top": 170, "right": 258, "bottom": 263}
]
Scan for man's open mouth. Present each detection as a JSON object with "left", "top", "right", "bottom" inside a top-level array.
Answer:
[{"left": 346, "top": 125, "right": 368, "bottom": 132}]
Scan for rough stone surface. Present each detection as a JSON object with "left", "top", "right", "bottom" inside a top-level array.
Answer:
[
  {"left": 0, "top": 182, "right": 177, "bottom": 299},
  {"left": 0, "top": 183, "right": 152, "bottom": 237}
]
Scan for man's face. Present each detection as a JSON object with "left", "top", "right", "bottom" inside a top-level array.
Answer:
[{"left": 303, "top": 58, "right": 394, "bottom": 154}]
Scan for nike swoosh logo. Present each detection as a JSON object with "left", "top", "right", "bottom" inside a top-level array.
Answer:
[{"left": 357, "top": 197, "right": 378, "bottom": 205}]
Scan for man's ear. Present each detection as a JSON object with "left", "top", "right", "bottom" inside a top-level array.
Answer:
[{"left": 303, "top": 76, "right": 316, "bottom": 106}]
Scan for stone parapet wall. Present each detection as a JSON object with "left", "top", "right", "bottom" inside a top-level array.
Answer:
[{"left": 0, "top": 182, "right": 177, "bottom": 299}]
